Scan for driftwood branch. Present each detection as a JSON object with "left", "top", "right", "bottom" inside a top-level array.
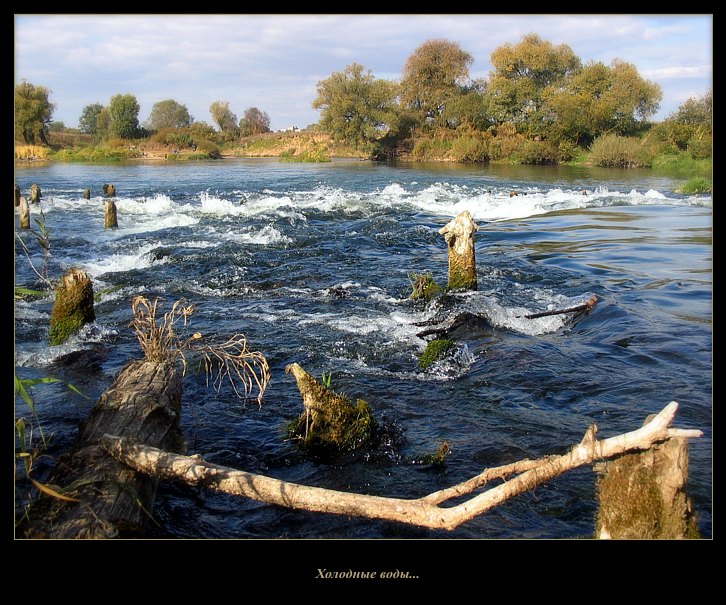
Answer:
[
  {"left": 101, "top": 401, "right": 701, "bottom": 531},
  {"left": 521, "top": 295, "right": 598, "bottom": 319}
]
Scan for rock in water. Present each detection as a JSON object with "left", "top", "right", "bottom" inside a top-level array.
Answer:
[
  {"left": 49, "top": 268, "right": 96, "bottom": 345},
  {"left": 18, "top": 196, "right": 30, "bottom": 229},
  {"left": 104, "top": 199, "right": 118, "bottom": 228},
  {"left": 82, "top": 188, "right": 91, "bottom": 200},
  {"left": 102, "top": 183, "right": 116, "bottom": 197},
  {"left": 29, "top": 184, "right": 42, "bottom": 204}
]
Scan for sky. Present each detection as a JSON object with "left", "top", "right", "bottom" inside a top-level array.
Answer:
[{"left": 14, "top": 14, "right": 713, "bottom": 132}]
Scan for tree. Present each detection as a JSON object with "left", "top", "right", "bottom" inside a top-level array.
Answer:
[
  {"left": 486, "top": 34, "right": 581, "bottom": 135},
  {"left": 239, "top": 107, "right": 271, "bottom": 137},
  {"left": 146, "top": 99, "right": 192, "bottom": 131},
  {"left": 209, "top": 100, "right": 238, "bottom": 132},
  {"left": 545, "top": 60, "right": 661, "bottom": 144},
  {"left": 442, "top": 91, "right": 492, "bottom": 130},
  {"left": 671, "top": 88, "right": 711, "bottom": 129},
  {"left": 399, "top": 39, "right": 473, "bottom": 127},
  {"left": 312, "top": 62, "right": 399, "bottom": 150},
  {"left": 78, "top": 103, "right": 104, "bottom": 135},
  {"left": 108, "top": 94, "right": 140, "bottom": 139},
  {"left": 15, "top": 80, "right": 55, "bottom": 144}
]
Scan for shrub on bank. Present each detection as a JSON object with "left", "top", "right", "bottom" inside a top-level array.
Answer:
[
  {"left": 674, "top": 177, "right": 712, "bottom": 195},
  {"left": 590, "top": 134, "right": 653, "bottom": 168}
]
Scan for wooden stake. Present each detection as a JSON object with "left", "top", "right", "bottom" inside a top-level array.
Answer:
[
  {"left": 439, "top": 211, "right": 478, "bottom": 291},
  {"left": 104, "top": 199, "right": 118, "bottom": 228}
]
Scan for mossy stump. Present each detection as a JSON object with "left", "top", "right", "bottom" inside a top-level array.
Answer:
[
  {"left": 285, "top": 363, "right": 377, "bottom": 459},
  {"left": 49, "top": 268, "right": 96, "bottom": 345},
  {"left": 29, "top": 183, "right": 42, "bottom": 204},
  {"left": 15, "top": 184, "right": 21, "bottom": 207},
  {"left": 102, "top": 183, "right": 116, "bottom": 197},
  {"left": 595, "top": 416, "right": 700, "bottom": 539},
  {"left": 18, "top": 196, "right": 30, "bottom": 229},
  {"left": 408, "top": 272, "right": 442, "bottom": 302},
  {"left": 418, "top": 338, "right": 454, "bottom": 369},
  {"left": 439, "top": 210, "right": 478, "bottom": 291},
  {"left": 104, "top": 199, "right": 118, "bottom": 228},
  {"left": 82, "top": 188, "right": 91, "bottom": 200}
]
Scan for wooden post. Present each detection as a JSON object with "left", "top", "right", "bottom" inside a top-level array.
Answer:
[
  {"left": 18, "top": 196, "right": 30, "bottom": 229},
  {"left": 15, "top": 184, "right": 21, "bottom": 207},
  {"left": 20, "top": 360, "right": 183, "bottom": 538},
  {"left": 104, "top": 199, "right": 118, "bottom": 228},
  {"left": 595, "top": 414, "right": 700, "bottom": 539},
  {"left": 102, "top": 183, "right": 116, "bottom": 197},
  {"left": 29, "top": 183, "right": 42, "bottom": 204},
  {"left": 48, "top": 268, "right": 96, "bottom": 345},
  {"left": 439, "top": 210, "right": 478, "bottom": 291},
  {"left": 82, "top": 188, "right": 91, "bottom": 200}
]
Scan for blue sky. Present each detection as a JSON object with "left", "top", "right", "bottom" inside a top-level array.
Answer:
[{"left": 14, "top": 14, "right": 712, "bottom": 132}]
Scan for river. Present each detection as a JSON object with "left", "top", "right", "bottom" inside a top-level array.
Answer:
[{"left": 14, "top": 158, "right": 712, "bottom": 539}]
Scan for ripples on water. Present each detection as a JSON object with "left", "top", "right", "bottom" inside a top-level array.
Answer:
[{"left": 14, "top": 160, "right": 712, "bottom": 539}]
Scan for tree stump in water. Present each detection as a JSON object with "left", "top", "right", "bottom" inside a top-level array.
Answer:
[
  {"left": 82, "top": 188, "right": 91, "bottom": 200},
  {"left": 285, "top": 363, "right": 377, "bottom": 459},
  {"left": 49, "top": 268, "right": 96, "bottom": 345},
  {"left": 20, "top": 360, "right": 183, "bottom": 538},
  {"left": 102, "top": 183, "right": 116, "bottom": 197},
  {"left": 595, "top": 414, "right": 700, "bottom": 539},
  {"left": 29, "top": 183, "right": 42, "bottom": 204},
  {"left": 104, "top": 199, "right": 118, "bottom": 228},
  {"left": 18, "top": 196, "right": 30, "bottom": 229},
  {"left": 15, "top": 184, "right": 21, "bottom": 207},
  {"left": 439, "top": 210, "right": 478, "bottom": 290}
]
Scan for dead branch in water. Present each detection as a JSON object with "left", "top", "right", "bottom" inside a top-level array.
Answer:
[{"left": 102, "top": 401, "right": 701, "bottom": 531}]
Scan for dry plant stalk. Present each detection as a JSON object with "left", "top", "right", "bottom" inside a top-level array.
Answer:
[{"left": 129, "top": 296, "right": 270, "bottom": 404}]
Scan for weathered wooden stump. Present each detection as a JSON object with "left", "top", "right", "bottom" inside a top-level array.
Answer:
[
  {"left": 102, "top": 183, "right": 116, "bottom": 197},
  {"left": 29, "top": 183, "right": 42, "bottom": 204},
  {"left": 49, "top": 268, "right": 96, "bottom": 345},
  {"left": 20, "top": 360, "right": 183, "bottom": 538},
  {"left": 82, "top": 188, "right": 91, "bottom": 200},
  {"left": 18, "top": 196, "right": 30, "bottom": 229},
  {"left": 439, "top": 210, "right": 478, "bottom": 290},
  {"left": 15, "top": 184, "right": 21, "bottom": 207},
  {"left": 595, "top": 414, "right": 700, "bottom": 539},
  {"left": 286, "top": 363, "right": 377, "bottom": 459},
  {"left": 104, "top": 199, "right": 118, "bottom": 228}
]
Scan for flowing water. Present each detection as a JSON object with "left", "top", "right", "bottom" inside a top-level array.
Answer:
[{"left": 14, "top": 159, "right": 712, "bottom": 539}]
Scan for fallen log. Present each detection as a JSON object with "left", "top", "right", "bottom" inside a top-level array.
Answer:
[
  {"left": 20, "top": 360, "right": 183, "bottom": 539},
  {"left": 520, "top": 295, "right": 598, "bottom": 319},
  {"left": 101, "top": 401, "right": 700, "bottom": 532}
]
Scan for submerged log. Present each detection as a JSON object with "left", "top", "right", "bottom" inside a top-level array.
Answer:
[
  {"left": 82, "top": 188, "right": 91, "bottom": 200},
  {"left": 49, "top": 268, "right": 96, "bottom": 345},
  {"left": 101, "top": 401, "right": 701, "bottom": 532},
  {"left": 104, "top": 199, "right": 118, "bottom": 228},
  {"left": 21, "top": 360, "right": 183, "bottom": 538},
  {"left": 439, "top": 210, "right": 478, "bottom": 290},
  {"left": 285, "top": 363, "right": 377, "bottom": 459},
  {"left": 102, "top": 183, "right": 116, "bottom": 197},
  {"left": 15, "top": 184, "right": 21, "bottom": 207},
  {"left": 29, "top": 183, "right": 42, "bottom": 204},
  {"left": 595, "top": 414, "right": 700, "bottom": 539},
  {"left": 18, "top": 196, "right": 30, "bottom": 229}
]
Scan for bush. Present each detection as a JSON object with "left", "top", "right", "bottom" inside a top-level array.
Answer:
[
  {"left": 516, "top": 140, "right": 561, "bottom": 165},
  {"left": 411, "top": 137, "right": 452, "bottom": 160},
  {"left": 590, "top": 134, "right": 652, "bottom": 168},
  {"left": 192, "top": 139, "right": 221, "bottom": 159},
  {"left": 279, "top": 148, "right": 331, "bottom": 163},
  {"left": 687, "top": 135, "right": 712, "bottom": 160},
  {"left": 15, "top": 145, "right": 50, "bottom": 160},
  {"left": 448, "top": 135, "right": 489, "bottom": 163},
  {"left": 150, "top": 127, "right": 193, "bottom": 147}
]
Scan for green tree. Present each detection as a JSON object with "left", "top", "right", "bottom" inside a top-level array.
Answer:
[
  {"left": 209, "top": 100, "right": 238, "bottom": 132},
  {"left": 312, "top": 62, "right": 399, "bottom": 150},
  {"left": 108, "top": 94, "right": 140, "bottom": 139},
  {"left": 671, "top": 88, "right": 711, "bottom": 129},
  {"left": 78, "top": 103, "right": 104, "bottom": 135},
  {"left": 399, "top": 39, "right": 473, "bottom": 127},
  {"left": 442, "top": 91, "right": 492, "bottom": 130},
  {"left": 486, "top": 33, "right": 581, "bottom": 135},
  {"left": 239, "top": 107, "right": 271, "bottom": 137},
  {"left": 146, "top": 99, "right": 192, "bottom": 131},
  {"left": 545, "top": 60, "right": 662, "bottom": 144},
  {"left": 14, "top": 80, "right": 55, "bottom": 144}
]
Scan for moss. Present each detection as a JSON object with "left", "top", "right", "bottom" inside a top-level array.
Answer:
[
  {"left": 418, "top": 339, "right": 454, "bottom": 369},
  {"left": 408, "top": 272, "right": 442, "bottom": 302},
  {"left": 49, "top": 268, "right": 96, "bottom": 346},
  {"left": 285, "top": 363, "right": 377, "bottom": 459},
  {"left": 413, "top": 441, "right": 450, "bottom": 466}
]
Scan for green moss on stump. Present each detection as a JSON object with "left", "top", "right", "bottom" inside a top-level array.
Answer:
[
  {"left": 408, "top": 272, "right": 442, "bottom": 302},
  {"left": 285, "top": 363, "right": 377, "bottom": 459},
  {"left": 418, "top": 339, "right": 454, "bottom": 369},
  {"left": 49, "top": 268, "right": 96, "bottom": 345}
]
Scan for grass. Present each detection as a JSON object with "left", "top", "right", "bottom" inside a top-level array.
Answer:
[
  {"left": 130, "top": 296, "right": 270, "bottom": 404},
  {"left": 651, "top": 151, "right": 712, "bottom": 175},
  {"left": 279, "top": 148, "right": 331, "bottom": 163},
  {"left": 50, "top": 146, "right": 140, "bottom": 162},
  {"left": 15, "top": 145, "right": 50, "bottom": 160},
  {"left": 675, "top": 177, "right": 712, "bottom": 195}
]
